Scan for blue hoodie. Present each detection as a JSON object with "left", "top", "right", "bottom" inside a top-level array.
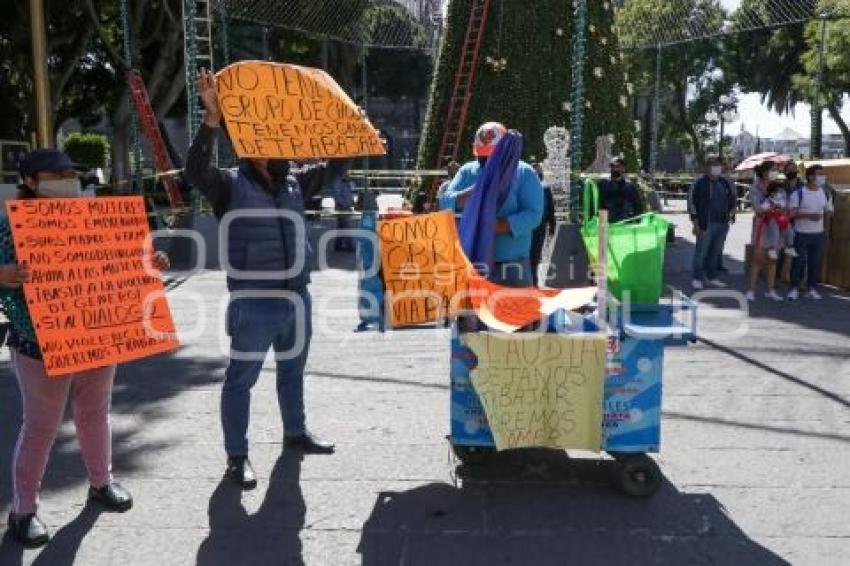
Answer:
[{"left": 439, "top": 160, "right": 544, "bottom": 262}]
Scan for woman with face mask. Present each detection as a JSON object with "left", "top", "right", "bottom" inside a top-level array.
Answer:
[
  {"left": 746, "top": 161, "right": 787, "bottom": 302},
  {"left": 786, "top": 164, "right": 834, "bottom": 301},
  {"left": 0, "top": 149, "right": 168, "bottom": 547}
]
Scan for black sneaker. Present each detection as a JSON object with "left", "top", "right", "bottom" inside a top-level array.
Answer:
[
  {"left": 284, "top": 432, "right": 335, "bottom": 454},
  {"left": 225, "top": 456, "right": 258, "bottom": 490},
  {"left": 88, "top": 482, "right": 133, "bottom": 512},
  {"left": 7, "top": 512, "right": 49, "bottom": 548}
]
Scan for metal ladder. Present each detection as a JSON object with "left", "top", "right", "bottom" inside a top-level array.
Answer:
[
  {"left": 182, "top": 0, "right": 215, "bottom": 143},
  {"left": 435, "top": 0, "right": 492, "bottom": 167},
  {"left": 127, "top": 70, "right": 185, "bottom": 210}
]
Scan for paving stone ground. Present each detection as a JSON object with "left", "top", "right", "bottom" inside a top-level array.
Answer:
[{"left": 1, "top": 212, "right": 849, "bottom": 565}]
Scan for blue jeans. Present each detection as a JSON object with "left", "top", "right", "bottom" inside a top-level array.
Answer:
[
  {"left": 692, "top": 223, "right": 729, "bottom": 281},
  {"left": 222, "top": 289, "right": 312, "bottom": 456},
  {"left": 790, "top": 232, "right": 824, "bottom": 290},
  {"left": 491, "top": 258, "right": 533, "bottom": 287}
]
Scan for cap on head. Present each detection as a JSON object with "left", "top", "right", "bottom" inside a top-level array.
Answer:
[
  {"left": 473, "top": 122, "right": 507, "bottom": 158},
  {"left": 18, "top": 149, "right": 76, "bottom": 179}
]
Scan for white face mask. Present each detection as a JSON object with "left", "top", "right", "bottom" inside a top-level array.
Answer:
[
  {"left": 710, "top": 166, "right": 722, "bottom": 177},
  {"left": 37, "top": 178, "right": 81, "bottom": 198},
  {"left": 768, "top": 170, "right": 779, "bottom": 181},
  {"left": 815, "top": 175, "right": 827, "bottom": 188}
]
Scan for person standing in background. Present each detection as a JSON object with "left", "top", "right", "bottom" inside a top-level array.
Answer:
[
  {"left": 688, "top": 155, "right": 736, "bottom": 290},
  {"left": 598, "top": 157, "right": 643, "bottom": 223},
  {"left": 530, "top": 163, "right": 556, "bottom": 287},
  {"left": 333, "top": 173, "right": 356, "bottom": 252},
  {"left": 787, "top": 164, "right": 834, "bottom": 301}
]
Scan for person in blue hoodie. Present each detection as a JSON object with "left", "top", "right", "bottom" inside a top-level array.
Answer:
[{"left": 439, "top": 122, "right": 544, "bottom": 287}]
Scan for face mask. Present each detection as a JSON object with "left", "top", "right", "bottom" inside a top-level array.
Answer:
[
  {"left": 815, "top": 175, "right": 827, "bottom": 188},
  {"left": 768, "top": 170, "right": 779, "bottom": 181},
  {"left": 710, "top": 166, "right": 722, "bottom": 177},
  {"left": 37, "top": 177, "right": 81, "bottom": 198},
  {"left": 267, "top": 160, "right": 290, "bottom": 181}
]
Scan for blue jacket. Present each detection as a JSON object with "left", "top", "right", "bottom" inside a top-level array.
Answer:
[
  {"left": 688, "top": 174, "right": 736, "bottom": 230},
  {"left": 439, "top": 160, "right": 544, "bottom": 262},
  {"left": 186, "top": 124, "right": 311, "bottom": 292}
]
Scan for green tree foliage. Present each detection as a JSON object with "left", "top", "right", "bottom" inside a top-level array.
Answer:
[
  {"left": 63, "top": 132, "right": 110, "bottom": 169},
  {"left": 725, "top": 0, "right": 850, "bottom": 155},
  {"left": 418, "top": 0, "right": 637, "bottom": 172},
  {"left": 363, "top": 3, "right": 432, "bottom": 100},
  {"left": 0, "top": 0, "right": 113, "bottom": 140},
  {"left": 618, "top": 0, "right": 730, "bottom": 167}
]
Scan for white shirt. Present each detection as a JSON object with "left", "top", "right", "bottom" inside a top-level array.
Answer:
[{"left": 789, "top": 186, "right": 834, "bottom": 234}]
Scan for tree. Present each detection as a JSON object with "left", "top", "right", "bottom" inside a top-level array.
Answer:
[
  {"left": 725, "top": 0, "right": 850, "bottom": 156},
  {"left": 0, "top": 0, "right": 113, "bottom": 140},
  {"left": 618, "top": 0, "right": 732, "bottom": 168},
  {"left": 82, "top": 0, "right": 188, "bottom": 184},
  {"left": 418, "top": 0, "right": 638, "bottom": 172}
]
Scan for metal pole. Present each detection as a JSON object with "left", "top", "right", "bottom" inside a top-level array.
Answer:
[
  {"left": 121, "top": 0, "right": 142, "bottom": 188},
  {"left": 261, "top": 26, "right": 270, "bottom": 61},
  {"left": 218, "top": 5, "right": 231, "bottom": 65},
  {"left": 569, "top": 0, "right": 587, "bottom": 222},
  {"left": 810, "top": 15, "right": 828, "bottom": 159},
  {"left": 29, "top": 0, "right": 52, "bottom": 148},
  {"left": 649, "top": 44, "right": 662, "bottom": 179}
]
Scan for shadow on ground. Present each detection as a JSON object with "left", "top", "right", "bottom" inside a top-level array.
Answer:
[
  {"left": 0, "top": 348, "right": 225, "bottom": 562},
  {"left": 358, "top": 449, "right": 789, "bottom": 566},
  {"left": 195, "top": 449, "right": 305, "bottom": 566}
]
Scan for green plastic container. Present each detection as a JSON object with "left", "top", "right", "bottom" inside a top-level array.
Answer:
[{"left": 581, "top": 179, "right": 670, "bottom": 305}]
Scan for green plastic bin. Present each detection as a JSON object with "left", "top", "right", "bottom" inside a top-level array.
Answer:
[{"left": 581, "top": 179, "right": 670, "bottom": 305}]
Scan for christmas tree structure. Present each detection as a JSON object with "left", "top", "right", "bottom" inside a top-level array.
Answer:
[{"left": 417, "top": 0, "right": 638, "bottom": 171}]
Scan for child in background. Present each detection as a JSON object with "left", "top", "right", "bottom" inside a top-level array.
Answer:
[{"left": 761, "top": 182, "right": 797, "bottom": 261}]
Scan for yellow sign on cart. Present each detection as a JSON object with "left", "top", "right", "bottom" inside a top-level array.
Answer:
[{"left": 462, "top": 332, "right": 606, "bottom": 451}]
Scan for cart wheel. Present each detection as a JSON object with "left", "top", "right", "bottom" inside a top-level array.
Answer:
[
  {"left": 614, "top": 454, "right": 662, "bottom": 498},
  {"left": 451, "top": 444, "right": 495, "bottom": 466}
]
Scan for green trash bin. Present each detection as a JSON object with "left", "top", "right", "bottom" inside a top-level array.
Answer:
[{"left": 581, "top": 179, "right": 670, "bottom": 305}]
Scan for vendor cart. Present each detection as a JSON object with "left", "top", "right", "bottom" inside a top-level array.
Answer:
[{"left": 448, "top": 298, "right": 697, "bottom": 497}]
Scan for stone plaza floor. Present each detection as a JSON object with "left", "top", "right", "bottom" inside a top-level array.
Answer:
[{"left": 1, "top": 212, "right": 849, "bottom": 565}]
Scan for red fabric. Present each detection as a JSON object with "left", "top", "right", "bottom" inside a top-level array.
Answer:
[{"left": 754, "top": 208, "right": 790, "bottom": 249}]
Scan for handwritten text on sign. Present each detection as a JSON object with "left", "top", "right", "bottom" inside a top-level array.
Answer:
[
  {"left": 462, "top": 333, "right": 606, "bottom": 451},
  {"left": 216, "top": 61, "right": 386, "bottom": 160},
  {"left": 378, "top": 211, "right": 469, "bottom": 327},
  {"left": 6, "top": 197, "right": 179, "bottom": 377}
]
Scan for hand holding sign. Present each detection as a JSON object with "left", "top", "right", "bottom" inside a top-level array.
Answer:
[
  {"left": 198, "top": 68, "right": 222, "bottom": 128},
  {"left": 215, "top": 60, "right": 386, "bottom": 160}
]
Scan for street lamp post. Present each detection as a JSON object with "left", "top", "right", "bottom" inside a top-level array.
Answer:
[{"left": 706, "top": 94, "right": 738, "bottom": 161}]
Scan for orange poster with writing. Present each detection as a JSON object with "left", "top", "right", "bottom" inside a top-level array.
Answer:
[
  {"left": 6, "top": 197, "right": 179, "bottom": 377},
  {"left": 378, "top": 211, "right": 470, "bottom": 327},
  {"left": 216, "top": 60, "right": 386, "bottom": 160}
]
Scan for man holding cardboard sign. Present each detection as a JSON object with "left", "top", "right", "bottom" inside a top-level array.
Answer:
[{"left": 187, "top": 67, "right": 338, "bottom": 490}]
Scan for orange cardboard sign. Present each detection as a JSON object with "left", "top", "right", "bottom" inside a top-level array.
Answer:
[
  {"left": 216, "top": 60, "right": 387, "bottom": 159},
  {"left": 377, "top": 211, "right": 469, "bottom": 327},
  {"left": 6, "top": 197, "right": 179, "bottom": 376}
]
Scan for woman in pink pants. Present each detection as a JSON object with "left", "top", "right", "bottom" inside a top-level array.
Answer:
[{"left": 1, "top": 149, "right": 168, "bottom": 547}]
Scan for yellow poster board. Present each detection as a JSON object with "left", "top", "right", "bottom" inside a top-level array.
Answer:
[
  {"left": 462, "top": 332, "right": 606, "bottom": 451},
  {"left": 216, "top": 60, "right": 386, "bottom": 159},
  {"left": 377, "top": 211, "right": 469, "bottom": 327}
]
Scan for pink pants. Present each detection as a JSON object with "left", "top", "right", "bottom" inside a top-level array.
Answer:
[{"left": 11, "top": 351, "right": 116, "bottom": 515}]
